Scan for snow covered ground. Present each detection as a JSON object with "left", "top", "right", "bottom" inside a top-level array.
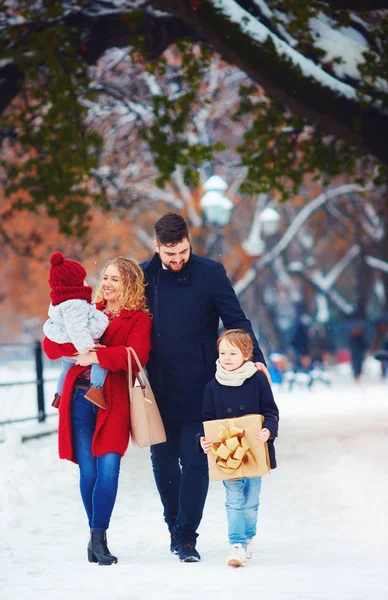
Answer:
[{"left": 1, "top": 360, "right": 388, "bottom": 600}]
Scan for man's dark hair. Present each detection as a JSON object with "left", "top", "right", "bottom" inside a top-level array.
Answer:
[{"left": 155, "top": 212, "right": 189, "bottom": 246}]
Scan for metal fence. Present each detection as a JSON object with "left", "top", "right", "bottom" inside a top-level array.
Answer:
[{"left": 0, "top": 341, "right": 59, "bottom": 425}]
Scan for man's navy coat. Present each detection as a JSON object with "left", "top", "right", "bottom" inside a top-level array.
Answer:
[{"left": 141, "top": 252, "right": 266, "bottom": 423}]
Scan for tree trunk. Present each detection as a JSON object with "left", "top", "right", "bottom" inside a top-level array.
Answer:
[{"left": 1, "top": 1, "right": 388, "bottom": 164}]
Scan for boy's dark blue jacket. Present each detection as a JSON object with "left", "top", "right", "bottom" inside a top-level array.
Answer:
[{"left": 201, "top": 371, "right": 279, "bottom": 469}]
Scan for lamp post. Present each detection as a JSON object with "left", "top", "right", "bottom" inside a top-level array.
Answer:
[
  {"left": 200, "top": 175, "right": 233, "bottom": 258},
  {"left": 242, "top": 204, "right": 281, "bottom": 353},
  {"left": 243, "top": 205, "right": 281, "bottom": 256}
]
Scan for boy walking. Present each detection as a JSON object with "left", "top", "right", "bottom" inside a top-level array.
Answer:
[{"left": 200, "top": 329, "right": 279, "bottom": 567}]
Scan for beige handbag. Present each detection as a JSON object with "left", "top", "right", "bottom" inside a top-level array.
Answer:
[{"left": 127, "top": 347, "right": 166, "bottom": 447}]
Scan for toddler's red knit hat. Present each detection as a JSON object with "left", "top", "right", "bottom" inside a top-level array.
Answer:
[{"left": 48, "top": 252, "right": 92, "bottom": 306}]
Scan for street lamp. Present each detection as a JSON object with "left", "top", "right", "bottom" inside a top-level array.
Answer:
[
  {"left": 200, "top": 175, "right": 234, "bottom": 257},
  {"left": 200, "top": 175, "right": 233, "bottom": 227},
  {"left": 243, "top": 205, "right": 280, "bottom": 256},
  {"left": 260, "top": 207, "right": 281, "bottom": 235}
]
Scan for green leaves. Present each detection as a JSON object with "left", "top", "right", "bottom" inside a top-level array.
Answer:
[
  {"left": 358, "top": 15, "right": 388, "bottom": 108},
  {"left": 1, "top": 0, "right": 107, "bottom": 237},
  {"left": 234, "top": 88, "right": 380, "bottom": 200},
  {"left": 2, "top": 0, "right": 388, "bottom": 239}
]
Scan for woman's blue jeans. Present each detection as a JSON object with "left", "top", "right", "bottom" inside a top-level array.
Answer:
[
  {"left": 71, "top": 388, "right": 121, "bottom": 530},
  {"left": 223, "top": 477, "right": 262, "bottom": 547}
]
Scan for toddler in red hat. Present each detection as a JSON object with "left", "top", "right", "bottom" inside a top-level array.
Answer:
[{"left": 43, "top": 252, "right": 109, "bottom": 410}]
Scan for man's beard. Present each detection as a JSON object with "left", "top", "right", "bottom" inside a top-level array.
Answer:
[
  {"left": 159, "top": 244, "right": 191, "bottom": 272},
  {"left": 163, "top": 259, "right": 188, "bottom": 272}
]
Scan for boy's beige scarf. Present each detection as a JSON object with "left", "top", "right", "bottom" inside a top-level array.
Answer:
[{"left": 215, "top": 359, "right": 257, "bottom": 387}]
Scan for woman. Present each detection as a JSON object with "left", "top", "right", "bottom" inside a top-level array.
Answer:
[
  {"left": 348, "top": 326, "right": 368, "bottom": 381},
  {"left": 43, "top": 257, "right": 152, "bottom": 565}
]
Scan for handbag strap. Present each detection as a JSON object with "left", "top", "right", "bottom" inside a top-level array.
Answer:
[
  {"left": 127, "top": 346, "right": 148, "bottom": 403},
  {"left": 128, "top": 346, "right": 147, "bottom": 378}
]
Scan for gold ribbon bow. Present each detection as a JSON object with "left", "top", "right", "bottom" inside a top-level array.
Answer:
[{"left": 210, "top": 421, "right": 256, "bottom": 474}]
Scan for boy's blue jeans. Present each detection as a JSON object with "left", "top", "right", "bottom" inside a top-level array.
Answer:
[
  {"left": 57, "top": 357, "right": 107, "bottom": 395},
  {"left": 223, "top": 477, "right": 262, "bottom": 547},
  {"left": 71, "top": 388, "right": 121, "bottom": 530}
]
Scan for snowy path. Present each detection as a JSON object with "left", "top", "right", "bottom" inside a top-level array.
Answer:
[{"left": 1, "top": 374, "right": 388, "bottom": 600}]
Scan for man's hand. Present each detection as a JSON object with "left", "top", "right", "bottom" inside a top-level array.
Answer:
[
  {"left": 75, "top": 352, "right": 98, "bottom": 367},
  {"left": 255, "top": 362, "right": 272, "bottom": 386},
  {"left": 256, "top": 428, "right": 271, "bottom": 442},
  {"left": 200, "top": 436, "right": 212, "bottom": 454}
]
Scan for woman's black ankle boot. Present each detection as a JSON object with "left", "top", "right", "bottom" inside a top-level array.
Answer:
[{"left": 87, "top": 530, "right": 118, "bottom": 566}]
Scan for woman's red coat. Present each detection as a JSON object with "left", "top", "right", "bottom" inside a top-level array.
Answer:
[{"left": 42, "top": 304, "right": 152, "bottom": 463}]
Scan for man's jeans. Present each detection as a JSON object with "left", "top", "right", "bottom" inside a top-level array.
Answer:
[
  {"left": 71, "top": 388, "right": 121, "bottom": 530},
  {"left": 150, "top": 421, "right": 209, "bottom": 542},
  {"left": 223, "top": 477, "right": 262, "bottom": 547}
]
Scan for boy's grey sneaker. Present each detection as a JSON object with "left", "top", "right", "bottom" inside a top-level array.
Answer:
[
  {"left": 177, "top": 542, "right": 201, "bottom": 562},
  {"left": 246, "top": 538, "right": 253, "bottom": 559}
]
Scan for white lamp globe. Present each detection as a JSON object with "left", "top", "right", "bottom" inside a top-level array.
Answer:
[
  {"left": 201, "top": 176, "right": 233, "bottom": 226},
  {"left": 260, "top": 207, "right": 280, "bottom": 236},
  {"left": 203, "top": 175, "right": 228, "bottom": 192},
  {"left": 200, "top": 190, "right": 233, "bottom": 226}
]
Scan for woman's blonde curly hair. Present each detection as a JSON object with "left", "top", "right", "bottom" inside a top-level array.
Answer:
[{"left": 94, "top": 256, "right": 149, "bottom": 313}]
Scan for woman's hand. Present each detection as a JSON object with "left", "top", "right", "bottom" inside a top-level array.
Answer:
[
  {"left": 75, "top": 352, "right": 98, "bottom": 367},
  {"left": 200, "top": 436, "right": 212, "bottom": 454},
  {"left": 92, "top": 343, "right": 106, "bottom": 350},
  {"left": 256, "top": 428, "right": 271, "bottom": 443}
]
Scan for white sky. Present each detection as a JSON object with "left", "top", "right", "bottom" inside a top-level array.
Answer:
[{"left": 1, "top": 359, "right": 388, "bottom": 599}]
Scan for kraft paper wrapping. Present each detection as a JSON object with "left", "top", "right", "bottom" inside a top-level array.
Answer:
[{"left": 203, "top": 414, "right": 271, "bottom": 481}]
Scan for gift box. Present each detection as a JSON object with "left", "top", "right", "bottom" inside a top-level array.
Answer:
[{"left": 203, "top": 414, "right": 271, "bottom": 481}]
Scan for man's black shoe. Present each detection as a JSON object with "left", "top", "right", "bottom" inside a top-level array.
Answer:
[
  {"left": 177, "top": 542, "right": 201, "bottom": 562},
  {"left": 170, "top": 531, "right": 178, "bottom": 555}
]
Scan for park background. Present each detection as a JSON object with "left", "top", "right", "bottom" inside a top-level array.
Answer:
[
  {"left": 1, "top": 2, "right": 388, "bottom": 363},
  {"left": 1, "top": 3, "right": 388, "bottom": 598}
]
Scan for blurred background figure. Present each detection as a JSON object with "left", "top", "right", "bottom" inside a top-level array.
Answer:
[
  {"left": 290, "top": 314, "right": 311, "bottom": 373},
  {"left": 307, "top": 323, "right": 331, "bottom": 387},
  {"left": 308, "top": 323, "right": 327, "bottom": 370},
  {"left": 372, "top": 322, "right": 388, "bottom": 378},
  {"left": 268, "top": 352, "right": 288, "bottom": 385},
  {"left": 348, "top": 327, "right": 368, "bottom": 381},
  {"left": 287, "top": 313, "right": 312, "bottom": 390}
]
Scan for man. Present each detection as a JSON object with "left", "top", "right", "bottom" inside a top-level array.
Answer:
[{"left": 141, "top": 212, "right": 269, "bottom": 563}]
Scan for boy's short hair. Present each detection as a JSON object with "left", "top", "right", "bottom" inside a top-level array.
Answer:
[
  {"left": 217, "top": 329, "right": 254, "bottom": 361},
  {"left": 155, "top": 212, "right": 189, "bottom": 246}
]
